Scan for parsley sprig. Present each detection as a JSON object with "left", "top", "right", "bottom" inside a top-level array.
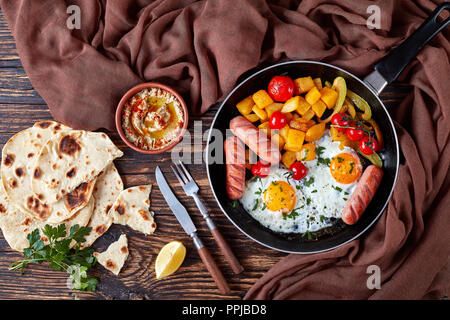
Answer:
[{"left": 9, "top": 224, "right": 98, "bottom": 292}]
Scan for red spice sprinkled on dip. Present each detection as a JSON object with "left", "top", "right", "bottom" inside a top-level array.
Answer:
[{"left": 121, "top": 88, "right": 185, "bottom": 150}]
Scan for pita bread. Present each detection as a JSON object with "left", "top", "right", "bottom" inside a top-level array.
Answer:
[
  {"left": 82, "top": 163, "right": 124, "bottom": 248},
  {"left": 31, "top": 130, "right": 123, "bottom": 205},
  {"left": 45, "top": 179, "right": 96, "bottom": 224},
  {"left": 0, "top": 121, "right": 94, "bottom": 221},
  {"left": 94, "top": 234, "right": 128, "bottom": 275},
  {"left": 0, "top": 186, "right": 95, "bottom": 252},
  {"left": 110, "top": 185, "right": 156, "bottom": 235}
]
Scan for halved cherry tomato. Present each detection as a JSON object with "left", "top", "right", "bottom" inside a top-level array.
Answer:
[
  {"left": 359, "top": 136, "right": 379, "bottom": 155},
  {"left": 346, "top": 122, "right": 365, "bottom": 141},
  {"left": 251, "top": 161, "right": 271, "bottom": 177},
  {"left": 331, "top": 112, "right": 349, "bottom": 133},
  {"left": 268, "top": 76, "right": 294, "bottom": 102},
  {"left": 289, "top": 161, "right": 308, "bottom": 180},
  {"left": 269, "top": 111, "right": 287, "bottom": 130}
]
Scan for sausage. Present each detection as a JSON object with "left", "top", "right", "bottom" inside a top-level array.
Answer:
[
  {"left": 341, "top": 165, "right": 384, "bottom": 225},
  {"left": 224, "top": 136, "right": 246, "bottom": 200},
  {"left": 229, "top": 116, "right": 280, "bottom": 164}
]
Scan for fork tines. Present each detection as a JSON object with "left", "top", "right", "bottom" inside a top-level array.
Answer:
[{"left": 171, "top": 160, "right": 193, "bottom": 186}]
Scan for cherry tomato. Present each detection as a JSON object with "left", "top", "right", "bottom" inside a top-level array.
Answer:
[
  {"left": 251, "top": 161, "right": 271, "bottom": 178},
  {"left": 359, "top": 136, "right": 380, "bottom": 155},
  {"left": 267, "top": 76, "right": 294, "bottom": 102},
  {"left": 289, "top": 161, "right": 308, "bottom": 180},
  {"left": 331, "top": 113, "right": 349, "bottom": 133},
  {"left": 269, "top": 111, "right": 287, "bottom": 130},
  {"left": 346, "top": 122, "right": 365, "bottom": 141}
]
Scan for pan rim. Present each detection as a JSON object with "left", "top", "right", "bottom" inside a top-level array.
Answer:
[{"left": 206, "top": 59, "right": 400, "bottom": 254}]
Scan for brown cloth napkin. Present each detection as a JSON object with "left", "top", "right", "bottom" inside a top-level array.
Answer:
[{"left": 1, "top": 0, "right": 449, "bottom": 299}]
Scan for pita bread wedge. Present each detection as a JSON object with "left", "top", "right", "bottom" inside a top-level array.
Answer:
[
  {"left": 45, "top": 179, "right": 96, "bottom": 224},
  {"left": 110, "top": 185, "right": 156, "bottom": 235},
  {"left": 1, "top": 121, "right": 95, "bottom": 222},
  {"left": 0, "top": 186, "right": 95, "bottom": 252},
  {"left": 82, "top": 163, "right": 124, "bottom": 248},
  {"left": 94, "top": 234, "right": 128, "bottom": 275},
  {"left": 31, "top": 130, "right": 123, "bottom": 205}
]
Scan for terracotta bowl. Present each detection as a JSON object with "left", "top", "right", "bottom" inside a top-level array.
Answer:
[{"left": 115, "top": 82, "right": 189, "bottom": 154}]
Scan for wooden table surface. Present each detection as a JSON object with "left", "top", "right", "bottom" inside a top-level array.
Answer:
[{"left": 0, "top": 10, "right": 412, "bottom": 300}]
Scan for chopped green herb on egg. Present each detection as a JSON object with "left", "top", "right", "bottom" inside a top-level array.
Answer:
[
  {"left": 349, "top": 162, "right": 355, "bottom": 174},
  {"left": 303, "top": 177, "right": 315, "bottom": 187},
  {"left": 283, "top": 208, "right": 300, "bottom": 220},
  {"left": 252, "top": 199, "right": 259, "bottom": 211}
]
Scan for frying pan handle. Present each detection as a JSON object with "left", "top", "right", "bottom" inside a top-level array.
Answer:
[{"left": 364, "top": 2, "right": 450, "bottom": 94}]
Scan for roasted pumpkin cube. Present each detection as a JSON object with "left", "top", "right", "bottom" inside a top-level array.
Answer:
[
  {"left": 302, "top": 108, "right": 316, "bottom": 121},
  {"left": 284, "top": 128, "right": 305, "bottom": 152},
  {"left": 297, "top": 143, "right": 316, "bottom": 161},
  {"left": 252, "top": 90, "right": 273, "bottom": 109},
  {"left": 265, "top": 102, "right": 283, "bottom": 118},
  {"left": 294, "top": 76, "right": 315, "bottom": 95},
  {"left": 311, "top": 100, "right": 327, "bottom": 118},
  {"left": 258, "top": 121, "right": 271, "bottom": 137},
  {"left": 289, "top": 118, "right": 316, "bottom": 132},
  {"left": 320, "top": 87, "right": 339, "bottom": 109},
  {"left": 295, "top": 96, "right": 311, "bottom": 116},
  {"left": 279, "top": 125, "right": 290, "bottom": 141},
  {"left": 244, "top": 113, "right": 260, "bottom": 123},
  {"left": 330, "top": 126, "right": 347, "bottom": 141},
  {"left": 281, "top": 151, "right": 297, "bottom": 169},
  {"left": 271, "top": 133, "right": 285, "bottom": 150},
  {"left": 305, "top": 87, "right": 321, "bottom": 105},
  {"left": 305, "top": 122, "right": 326, "bottom": 142},
  {"left": 281, "top": 96, "right": 299, "bottom": 113},
  {"left": 236, "top": 96, "right": 254, "bottom": 115},
  {"left": 313, "top": 78, "right": 323, "bottom": 90},
  {"left": 252, "top": 105, "right": 268, "bottom": 121}
]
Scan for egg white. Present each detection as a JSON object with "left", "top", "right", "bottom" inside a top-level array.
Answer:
[{"left": 240, "top": 131, "right": 359, "bottom": 234}]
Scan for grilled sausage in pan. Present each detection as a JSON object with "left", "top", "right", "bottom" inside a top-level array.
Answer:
[
  {"left": 341, "top": 165, "right": 384, "bottom": 225},
  {"left": 229, "top": 116, "right": 280, "bottom": 164},
  {"left": 224, "top": 136, "right": 246, "bottom": 200}
]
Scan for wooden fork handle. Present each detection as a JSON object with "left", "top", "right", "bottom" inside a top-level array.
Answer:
[
  {"left": 211, "top": 227, "right": 244, "bottom": 274},
  {"left": 197, "top": 246, "right": 231, "bottom": 295},
  {"left": 192, "top": 193, "right": 243, "bottom": 274}
]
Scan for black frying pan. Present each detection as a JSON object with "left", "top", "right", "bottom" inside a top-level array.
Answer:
[{"left": 206, "top": 3, "right": 450, "bottom": 253}]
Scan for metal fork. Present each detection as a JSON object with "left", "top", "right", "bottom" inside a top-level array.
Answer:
[{"left": 171, "top": 160, "right": 244, "bottom": 274}]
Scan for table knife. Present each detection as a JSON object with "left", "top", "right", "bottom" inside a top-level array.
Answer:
[{"left": 155, "top": 166, "right": 231, "bottom": 295}]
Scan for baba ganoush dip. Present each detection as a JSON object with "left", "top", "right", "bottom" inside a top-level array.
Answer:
[{"left": 121, "top": 87, "right": 185, "bottom": 150}]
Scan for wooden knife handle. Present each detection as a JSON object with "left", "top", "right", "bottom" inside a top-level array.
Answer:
[
  {"left": 211, "top": 227, "right": 244, "bottom": 274},
  {"left": 197, "top": 246, "right": 231, "bottom": 295}
]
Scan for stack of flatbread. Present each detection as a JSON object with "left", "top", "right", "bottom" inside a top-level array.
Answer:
[{"left": 0, "top": 121, "right": 157, "bottom": 275}]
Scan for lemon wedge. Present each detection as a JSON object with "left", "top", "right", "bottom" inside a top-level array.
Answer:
[{"left": 155, "top": 241, "right": 186, "bottom": 280}]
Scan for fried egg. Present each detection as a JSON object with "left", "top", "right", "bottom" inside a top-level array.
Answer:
[{"left": 240, "top": 131, "right": 362, "bottom": 234}]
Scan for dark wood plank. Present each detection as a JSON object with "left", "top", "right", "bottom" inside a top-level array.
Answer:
[{"left": 0, "top": 9, "right": 412, "bottom": 300}]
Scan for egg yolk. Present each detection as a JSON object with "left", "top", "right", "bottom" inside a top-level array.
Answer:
[
  {"left": 263, "top": 180, "right": 297, "bottom": 213},
  {"left": 330, "top": 152, "right": 362, "bottom": 184}
]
